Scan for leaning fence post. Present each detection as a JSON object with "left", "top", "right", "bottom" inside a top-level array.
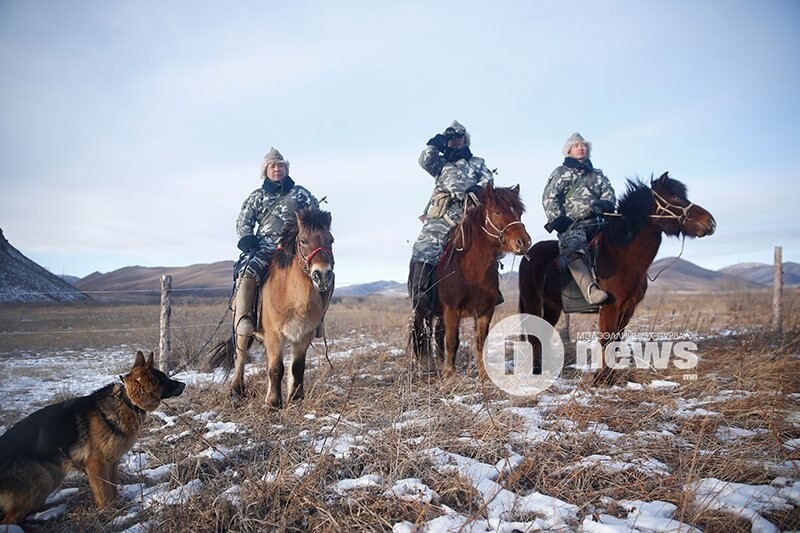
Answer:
[
  {"left": 159, "top": 275, "right": 172, "bottom": 372},
  {"left": 773, "top": 246, "right": 783, "bottom": 334}
]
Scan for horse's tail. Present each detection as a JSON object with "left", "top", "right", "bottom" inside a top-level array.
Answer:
[{"left": 201, "top": 336, "right": 253, "bottom": 373}]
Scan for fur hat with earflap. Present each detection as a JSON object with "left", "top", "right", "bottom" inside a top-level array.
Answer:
[
  {"left": 259, "top": 147, "right": 290, "bottom": 179},
  {"left": 562, "top": 132, "right": 592, "bottom": 157}
]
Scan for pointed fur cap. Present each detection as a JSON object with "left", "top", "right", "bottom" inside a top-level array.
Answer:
[{"left": 259, "top": 147, "right": 290, "bottom": 178}]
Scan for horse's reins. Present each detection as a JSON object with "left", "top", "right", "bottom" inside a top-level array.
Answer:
[{"left": 601, "top": 189, "right": 694, "bottom": 282}]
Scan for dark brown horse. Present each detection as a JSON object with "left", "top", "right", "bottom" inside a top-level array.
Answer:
[
  {"left": 519, "top": 172, "right": 715, "bottom": 384},
  {"left": 412, "top": 183, "right": 531, "bottom": 378},
  {"left": 205, "top": 209, "right": 334, "bottom": 409}
]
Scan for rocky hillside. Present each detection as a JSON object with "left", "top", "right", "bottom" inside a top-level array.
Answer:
[{"left": 0, "top": 229, "right": 88, "bottom": 303}]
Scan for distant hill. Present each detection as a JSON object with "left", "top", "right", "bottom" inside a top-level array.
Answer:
[
  {"left": 336, "top": 280, "right": 406, "bottom": 298},
  {"left": 0, "top": 229, "right": 88, "bottom": 303},
  {"left": 60, "top": 256, "right": 798, "bottom": 303},
  {"left": 75, "top": 261, "right": 235, "bottom": 299},
  {"left": 646, "top": 258, "right": 763, "bottom": 292},
  {"left": 719, "top": 262, "right": 800, "bottom": 286}
]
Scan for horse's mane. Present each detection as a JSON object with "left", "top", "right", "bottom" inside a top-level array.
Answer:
[
  {"left": 603, "top": 179, "right": 654, "bottom": 246},
  {"left": 603, "top": 175, "right": 689, "bottom": 246},
  {"left": 273, "top": 208, "right": 332, "bottom": 270},
  {"left": 447, "top": 185, "right": 526, "bottom": 250}
]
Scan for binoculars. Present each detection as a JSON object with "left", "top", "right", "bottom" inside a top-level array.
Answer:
[{"left": 444, "top": 127, "right": 466, "bottom": 139}]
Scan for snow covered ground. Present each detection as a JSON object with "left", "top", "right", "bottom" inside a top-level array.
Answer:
[{"left": 1, "top": 328, "right": 799, "bottom": 531}]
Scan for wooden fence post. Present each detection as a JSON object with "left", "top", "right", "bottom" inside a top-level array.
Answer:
[
  {"left": 773, "top": 246, "right": 783, "bottom": 334},
  {"left": 159, "top": 275, "right": 172, "bottom": 372}
]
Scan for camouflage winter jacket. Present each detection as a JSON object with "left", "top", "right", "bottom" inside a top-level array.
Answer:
[
  {"left": 542, "top": 158, "right": 615, "bottom": 223},
  {"left": 419, "top": 146, "right": 494, "bottom": 217},
  {"left": 236, "top": 176, "right": 319, "bottom": 245}
]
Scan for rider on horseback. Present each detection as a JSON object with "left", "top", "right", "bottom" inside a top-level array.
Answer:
[
  {"left": 543, "top": 133, "right": 616, "bottom": 305},
  {"left": 234, "top": 147, "right": 319, "bottom": 340},
  {"left": 409, "top": 120, "right": 495, "bottom": 315}
]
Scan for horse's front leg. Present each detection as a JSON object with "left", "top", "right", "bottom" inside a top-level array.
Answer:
[
  {"left": 442, "top": 306, "right": 460, "bottom": 377},
  {"left": 264, "top": 332, "right": 285, "bottom": 410},
  {"left": 288, "top": 332, "right": 313, "bottom": 404},
  {"left": 474, "top": 311, "right": 494, "bottom": 380},
  {"left": 231, "top": 334, "right": 249, "bottom": 398},
  {"left": 595, "top": 304, "right": 625, "bottom": 386}
]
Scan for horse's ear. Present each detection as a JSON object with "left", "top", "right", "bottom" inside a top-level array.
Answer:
[
  {"left": 295, "top": 211, "right": 304, "bottom": 229},
  {"left": 512, "top": 184, "right": 520, "bottom": 194},
  {"left": 322, "top": 211, "right": 332, "bottom": 229},
  {"left": 134, "top": 350, "right": 146, "bottom": 367},
  {"left": 658, "top": 172, "right": 670, "bottom": 182}
]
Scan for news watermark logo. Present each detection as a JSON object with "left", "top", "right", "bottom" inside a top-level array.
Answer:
[
  {"left": 483, "top": 314, "right": 700, "bottom": 395},
  {"left": 482, "top": 314, "right": 564, "bottom": 396}
]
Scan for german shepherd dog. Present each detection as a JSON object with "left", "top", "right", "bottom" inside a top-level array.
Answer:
[{"left": 0, "top": 351, "right": 185, "bottom": 525}]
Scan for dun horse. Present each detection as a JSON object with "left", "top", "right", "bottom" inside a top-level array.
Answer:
[
  {"left": 411, "top": 183, "right": 531, "bottom": 377},
  {"left": 519, "top": 172, "right": 715, "bottom": 384},
  {"left": 205, "top": 209, "right": 334, "bottom": 409}
]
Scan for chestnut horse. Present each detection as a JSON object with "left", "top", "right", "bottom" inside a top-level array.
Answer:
[
  {"left": 519, "top": 172, "right": 715, "bottom": 384},
  {"left": 205, "top": 209, "right": 334, "bottom": 409},
  {"left": 412, "top": 183, "right": 531, "bottom": 378}
]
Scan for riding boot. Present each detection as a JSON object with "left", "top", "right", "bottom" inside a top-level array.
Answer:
[
  {"left": 409, "top": 261, "right": 436, "bottom": 314},
  {"left": 234, "top": 276, "right": 257, "bottom": 337},
  {"left": 495, "top": 290, "right": 504, "bottom": 306},
  {"left": 568, "top": 258, "right": 608, "bottom": 305}
]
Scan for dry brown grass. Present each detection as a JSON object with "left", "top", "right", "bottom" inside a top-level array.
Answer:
[{"left": 1, "top": 288, "right": 799, "bottom": 530}]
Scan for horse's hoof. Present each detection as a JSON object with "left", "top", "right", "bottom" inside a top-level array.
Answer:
[
  {"left": 229, "top": 386, "right": 246, "bottom": 406},
  {"left": 442, "top": 366, "right": 456, "bottom": 379},
  {"left": 266, "top": 398, "right": 283, "bottom": 412}
]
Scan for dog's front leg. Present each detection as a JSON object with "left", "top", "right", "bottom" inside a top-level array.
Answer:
[{"left": 85, "top": 457, "right": 117, "bottom": 507}]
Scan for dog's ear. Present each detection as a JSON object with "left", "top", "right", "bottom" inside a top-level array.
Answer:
[
  {"left": 134, "top": 351, "right": 146, "bottom": 367},
  {"left": 146, "top": 352, "right": 155, "bottom": 368}
]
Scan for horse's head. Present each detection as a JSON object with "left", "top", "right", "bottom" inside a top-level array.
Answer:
[
  {"left": 481, "top": 183, "right": 531, "bottom": 255},
  {"left": 650, "top": 172, "right": 716, "bottom": 238},
  {"left": 295, "top": 209, "right": 334, "bottom": 292}
]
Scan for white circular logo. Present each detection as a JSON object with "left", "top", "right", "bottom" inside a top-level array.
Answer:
[{"left": 483, "top": 314, "right": 564, "bottom": 396}]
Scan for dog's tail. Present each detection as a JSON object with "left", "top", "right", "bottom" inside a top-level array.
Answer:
[{"left": 202, "top": 336, "right": 254, "bottom": 373}]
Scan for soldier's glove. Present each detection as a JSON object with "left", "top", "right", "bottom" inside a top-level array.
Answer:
[
  {"left": 426, "top": 134, "right": 449, "bottom": 152},
  {"left": 550, "top": 215, "right": 573, "bottom": 233},
  {"left": 428, "top": 191, "right": 452, "bottom": 219},
  {"left": 591, "top": 199, "right": 616, "bottom": 215},
  {"left": 237, "top": 235, "right": 260, "bottom": 252}
]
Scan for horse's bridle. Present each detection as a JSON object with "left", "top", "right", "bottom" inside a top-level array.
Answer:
[
  {"left": 651, "top": 189, "right": 695, "bottom": 226},
  {"left": 482, "top": 214, "right": 524, "bottom": 244},
  {"left": 296, "top": 242, "right": 334, "bottom": 275}
]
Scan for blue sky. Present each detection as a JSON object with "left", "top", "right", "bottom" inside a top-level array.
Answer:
[{"left": 1, "top": 1, "right": 798, "bottom": 285}]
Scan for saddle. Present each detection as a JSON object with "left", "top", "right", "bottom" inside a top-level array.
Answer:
[{"left": 559, "top": 229, "right": 603, "bottom": 314}]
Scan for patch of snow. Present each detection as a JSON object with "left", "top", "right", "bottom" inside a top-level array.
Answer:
[
  {"left": 140, "top": 463, "right": 175, "bottom": 481},
  {"left": 31, "top": 504, "right": 66, "bottom": 521},
  {"left": 386, "top": 478, "right": 439, "bottom": 503},
  {"left": 333, "top": 474, "right": 384, "bottom": 494},
  {"left": 204, "top": 421, "right": 245, "bottom": 439},
  {"left": 691, "top": 477, "right": 792, "bottom": 532},
  {"left": 715, "top": 426, "right": 768, "bottom": 442},
  {"left": 44, "top": 487, "right": 79, "bottom": 504},
  {"left": 649, "top": 380, "right": 680, "bottom": 390}
]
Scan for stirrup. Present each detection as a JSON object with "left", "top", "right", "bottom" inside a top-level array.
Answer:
[{"left": 586, "top": 282, "right": 608, "bottom": 305}]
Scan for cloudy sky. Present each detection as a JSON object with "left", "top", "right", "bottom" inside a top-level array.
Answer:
[{"left": 1, "top": 1, "right": 798, "bottom": 285}]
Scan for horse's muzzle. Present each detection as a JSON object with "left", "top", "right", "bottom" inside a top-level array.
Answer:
[{"left": 311, "top": 268, "right": 334, "bottom": 292}]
